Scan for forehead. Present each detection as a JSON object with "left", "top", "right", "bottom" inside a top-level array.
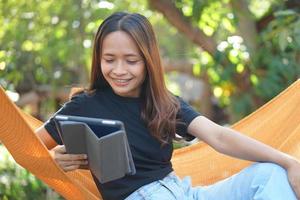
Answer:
[{"left": 101, "top": 31, "right": 140, "bottom": 55}]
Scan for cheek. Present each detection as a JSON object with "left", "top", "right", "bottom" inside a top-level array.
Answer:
[{"left": 100, "top": 61, "right": 109, "bottom": 75}]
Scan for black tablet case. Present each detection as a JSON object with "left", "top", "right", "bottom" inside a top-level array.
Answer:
[{"left": 54, "top": 116, "right": 136, "bottom": 183}]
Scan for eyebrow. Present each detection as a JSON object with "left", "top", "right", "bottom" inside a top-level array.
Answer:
[{"left": 102, "top": 53, "right": 140, "bottom": 57}]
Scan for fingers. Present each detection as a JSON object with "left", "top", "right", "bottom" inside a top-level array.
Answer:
[
  {"left": 57, "top": 155, "right": 88, "bottom": 172},
  {"left": 59, "top": 159, "right": 88, "bottom": 167},
  {"left": 51, "top": 145, "right": 88, "bottom": 172},
  {"left": 55, "top": 153, "right": 87, "bottom": 161},
  {"left": 64, "top": 165, "right": 81, "bottom": 172},
  {"left": 52, "top": 145, "right": 87, "bottom": 160},
  {"left": 53, "top": 145, "right": 66, "bottom": 153},
  {"left": 63, "top": 164, "right": 89, "bottom": 171}
]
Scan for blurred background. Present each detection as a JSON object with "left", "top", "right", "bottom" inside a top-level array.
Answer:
[{"left": 0, "top": 0, "right": 299, "bottom": 199}]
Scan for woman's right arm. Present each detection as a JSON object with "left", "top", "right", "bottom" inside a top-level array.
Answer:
[
  {"left": 35, "top": 126, "right": 58, "bottom": 150},
  {"left": 35, "top": 126, "right": 88, "bottom": 171}
]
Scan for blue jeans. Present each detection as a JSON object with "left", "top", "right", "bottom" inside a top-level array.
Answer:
[{"left": 125, "top": 163, "right": 297, "bottom": 200}]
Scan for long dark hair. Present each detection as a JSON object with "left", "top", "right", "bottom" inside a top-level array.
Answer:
[{"left": 76, "top": 12, "right": 180, "bottom": 144}]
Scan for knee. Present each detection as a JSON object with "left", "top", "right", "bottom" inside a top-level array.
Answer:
[
  {"left": 249, "top": 163, "right": 297, "bottom": 199},
  {"left": 250, "top": 162, "right": 287, "bottom": 180}
]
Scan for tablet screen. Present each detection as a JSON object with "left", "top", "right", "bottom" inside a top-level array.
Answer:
[
  {"left": 86, "top": 124, "right": 120, "bottom": 138},
  {"left": 54, "top": 115, "right": 124, "bottom": 138}
]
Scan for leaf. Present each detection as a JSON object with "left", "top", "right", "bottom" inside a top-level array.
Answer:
[
  {"left": 278, "top": 30, "right": 289, "bottom": 51},
  {"left": 192, "top": 0, "right": 203, "bottom": 22},
  {"left": 294, "top": 21, "right": 300, "bottom": 46},
  {"left": 193, "top": 63, "right": 201, "bottom": 76},
  {"left": 274, "top": 10, "right": 297, "bottom": 17}
]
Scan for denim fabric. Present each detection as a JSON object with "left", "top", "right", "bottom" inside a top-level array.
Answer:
[{"left": 125, "top": 163, "right": 297, "bottom": 200}]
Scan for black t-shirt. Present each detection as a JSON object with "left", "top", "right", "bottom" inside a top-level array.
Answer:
[{"left": 44, "top": 88, "right": 200, "bottom": 200}]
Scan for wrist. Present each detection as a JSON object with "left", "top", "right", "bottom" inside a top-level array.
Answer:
[{"left": 282, "top": 154, "right": 299, "bottom": 170}]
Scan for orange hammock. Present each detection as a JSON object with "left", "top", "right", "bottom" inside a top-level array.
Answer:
[{"left": 0, "top": 80, "right": 299, "bottom": 200}]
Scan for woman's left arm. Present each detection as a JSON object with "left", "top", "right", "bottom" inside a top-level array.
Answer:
[{"left": 188, "top": 116, "right": 300, "bottom": 197}]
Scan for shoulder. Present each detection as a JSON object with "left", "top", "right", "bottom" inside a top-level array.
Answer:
[
  {"left": 69, "top": 91, "right": 88, "bottom": 103},
  {"left": 57, "top": 90, "right": 101, "bottom": 115},
  {"left": 65, "top": 90, "right": 98, "bottom": 107},
  {"left": 173, "top": 95, "right": 192, "bottom": 110},
  {"left": 174, "top": 95, "right": 201, "bottom": 121},
  {"left": 70, "top": 89, "right": 102, "bottom": 101}
]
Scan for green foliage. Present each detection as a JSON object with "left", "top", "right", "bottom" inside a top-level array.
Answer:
[
  {"left": 253, "top": 8, "right": 300, "bottom": 100},
  {"left": 172, "top": 0, "right": 300, "bottom": 121},
  {"left": 0, "top": 0, "right": 112, "bottom": 91},
  {"left": 1, "top": 0, "right": 299, "bottom": 120},
  {"left": 212, "top": 8, "right": 300, "bottom": 119},
  {"left": 0, "top": 144, "right": 61, "bottom": 200}
]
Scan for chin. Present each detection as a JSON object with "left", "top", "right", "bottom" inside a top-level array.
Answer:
[{"left": 113, "top": 89, "right": 134, "bottom": 97}]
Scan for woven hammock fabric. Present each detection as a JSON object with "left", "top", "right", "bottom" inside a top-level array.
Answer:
[{"left": 0, "top": 79, "right": 299, "bottom": 199}]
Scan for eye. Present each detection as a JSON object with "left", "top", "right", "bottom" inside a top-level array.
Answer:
[
  {"left": 105, "top": 59, "right": 114, "bottom": 63},
  {"left": 126, "top": 60, "right": 138, "bottom": 65}
]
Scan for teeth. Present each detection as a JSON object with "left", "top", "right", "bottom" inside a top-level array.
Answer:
[{"left": 115, "top": 79, "right": 130, "bottom": 83}]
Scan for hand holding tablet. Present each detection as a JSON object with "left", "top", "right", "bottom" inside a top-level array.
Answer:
[{"left": 53, "top": 115, "right": 136, "bottom": 183}]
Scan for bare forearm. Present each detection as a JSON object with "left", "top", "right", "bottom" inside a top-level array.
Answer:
[
  {"left": 35, "top": 126, "right": 57, "bottom": 150},
  {"left": 188, "top": 116, "right": 297, "bottom": 169},
  {"left": 217, "top": 127, "right": 296, "bottom": 169},
  {"left": 189, "top": 116, "right": 300, "bottom": 197}
]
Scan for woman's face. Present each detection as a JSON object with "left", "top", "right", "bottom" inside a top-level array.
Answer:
[{"left": 101, "top": 31, "right": 146, "bottom": 97}]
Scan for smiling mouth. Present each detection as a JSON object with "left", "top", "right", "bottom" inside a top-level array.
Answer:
[
  {"left": 111, "top": 78, "right": 133, "bottom": 86},
  {"left": 113, "top": 78, "right": 132, "bottom": 83}
]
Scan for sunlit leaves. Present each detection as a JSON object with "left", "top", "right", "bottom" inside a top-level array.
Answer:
[
  {"left": 198, "top": 1, "right": 233, "bottom": 37},
  {"left": 207, "top": 68, "right": 220, "bottom": 82},
  {"left": 236, "top": 63, "right": 244, "bottom": 73},
  {"left": 0, "top": 51, "right": 6, "bottom": 60},
  {"left": 193, "top": 63, "right": 201, "bottom": 76},
  {"left": 213, "top": 82, "right": 233, "bottom": 106},
  {"left": 21, "top": 40, "right": 43, "bottom": 52},
  {"left": 0, "top": 62, "right": 6, "bottom": 70},
  {"left": 250, "top": 74, "right": 258, "bottom": 85},
  {"left": 249, "top": 0, "right": 272, "bottom": 19},
  {"left": 54, "top": 29, "right": 66, "bottom": 38},
  {"left": 200, "top": 51, "right": 213, "bottom": 65},
  {"left": 85, "top": 22, "right": 97, "bottom": 33},
  {"left": 222, "top": 17, "right": 235, "bottom": 33}
]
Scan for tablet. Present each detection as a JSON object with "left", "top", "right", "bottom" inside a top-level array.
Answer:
[
  {"left": 54, "top": 115, "right": 125, "bottom": 138},
  {"left": 53, "top": 115, "right": 136, "bottom": 183}
]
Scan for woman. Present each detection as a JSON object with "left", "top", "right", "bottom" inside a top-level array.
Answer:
[{"left": 36, "top": 12, "right": 300, "bottom": 200}]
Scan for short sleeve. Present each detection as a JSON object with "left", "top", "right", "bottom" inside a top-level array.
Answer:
[
  {"left": 176, "top": 97, "right": 201, "bottom": 141},
  {"left": 44, "top": 94, "right": 85, "bottom": 145}
]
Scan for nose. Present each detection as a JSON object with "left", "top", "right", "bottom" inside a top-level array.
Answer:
[{"left": 112, "top": 61, "right": 127, "bottom": 76}]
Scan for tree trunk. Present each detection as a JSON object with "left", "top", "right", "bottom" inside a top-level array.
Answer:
[
  {"left": 148, "top": 0, "right": 274, "bottom": 120},
  {"left": 149, "top": 0, "right": 217, "bottom": 55}
]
